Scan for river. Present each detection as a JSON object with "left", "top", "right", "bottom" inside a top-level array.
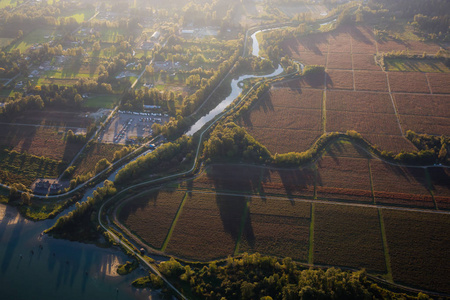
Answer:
[
  {"left": 0, "top": 27, "right": 283, "bottom": 300},
  {"left": 185, "top": 28, "right": 285, "bottom": 136}
]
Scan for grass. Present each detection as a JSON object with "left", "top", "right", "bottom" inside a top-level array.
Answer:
[
  {"left": 386, "top": 58, "right": 450, "bottom": 73},
  {"left": 377, "top": 208, "right": 393, "bottom": 282},
  {"left": 0, "top": 37, "right": 14, "bottom": 48},
  {"left": 0, "top": 0, "right": 18, "bottom": 9},
  {"left": 59, "top": 8, "right": 95, "bottom": 23},
  {"left": 8, "top": 27, "right": 58, "bottom": 53},
  {"left": 83, "top": 94, "right": 121, "bottom": 108},
  {"left": 308, "top": 203, "right": 315, "bottom": 264},
  {"left": 161, "top": 192, "right": 188, "bottom": 251}
]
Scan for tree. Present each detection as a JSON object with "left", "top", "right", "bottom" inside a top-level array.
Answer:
[
  {"left": 95, "top": 158, "right": 112, "bottom": 174},
  {"left": 21, "top": 192, "right": 31, "bottom": 205}
]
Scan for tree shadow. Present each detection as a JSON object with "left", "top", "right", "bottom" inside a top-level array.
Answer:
[{"left": 240, "top": 92, "right": 274, "bottom": 128}]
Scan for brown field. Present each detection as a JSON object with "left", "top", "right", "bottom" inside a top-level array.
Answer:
[
  {"left": 3, "top": 109, "right": 93, "bottom": 128},
  {"left": 394, "top": 94, "right": 450, "bottom": 117},
  {"left": 326, "top": 70, "right": 354, "bottom": 90},
  {"left": 0, "top": 125, "right": 84, "bottom": 162},
  {"left": 398, "top": 114, "right": 450, "bottom": 136},
  {"left": 387, "top": 72, "right": 431, "bottom": 94},
  {"left": 327, "top": 31, "right": 351, "bottom": 53},
  {"left": 239, "top": 198, "right": 310, "bottom": 261},
  {"left": 192, "top": 164, "right": 261, "bottom": 193},
  {"left": 327, "top": 111, "right": 401, "bottom": 135},
  {"left": 295, "top": 51, "right": 327, "bottom": 65},
  {"left": 316, "top": 156, "right": 373, "bottom": 202},
  {"left": 260, "top": 167, "right": 315, "bottom": 198},
  {"left": 165, "top": 192, "right": 246, "bottom": 260},
  {"left": 326, "top": 53, "right": 352, "bottom": 69},
  {"left": 265, "top": 88, "right": 323, "bottom": 109},
  {"left": 370, "top": 161, "right": 434, "bottom": 208},
  {"left": 281, "top": 33, "right": 329, "bottom": 54},
  {"left": 428, "top": 167, "right": 450, "bottom": 210},
  {"left": 346, "top": 25, "right": 377, "bottom": 53},
  {"left": 426, "top": 73, "right": 450, "bottom": 94},
  {"left": 314, "top": 204, "right": 386, "bottom": 273},
  {"left": 118, "top": 190, "right": 185, "bottom": 249},
  {"left": 404, "top": 41, "right": 441, "bottom": 54},
  {"left": 241, "top": 106, "right": 322, "bottom": 130},
  {"left": 238, "top": 85, "right": 323, "bottom": 154},
  {"left": 274, "top": 75, "right": 325, "bottom": 90},
  {"left": 245, "top": 127, "right": 322, "bottom": 154},
  {"left": 74, "top": 143, "right": 124, "bottom": 176},
  {"left": 354, "top": 71, "right": 389, "bottom": 92},
  {"left": 364, "top": 134, "right": 417, "bottom": 153},
  {"left": 352, "top": 54, "right": 380, "bottom": 70},
  {"left": 377, "top": 40, "right": 408, "bottom": 53},
  {"left": 326, "top": 91, "right": 394, "bottom": 113},
  {"left": 383, "top": 210, "right": 450, "bottom": 293}
]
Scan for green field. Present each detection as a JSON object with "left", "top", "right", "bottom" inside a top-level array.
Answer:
[
  {"left": 59, "top": 8, "right": 95, "bottom": 23},
  {"left": 83, "top": 94, "right": 121, "bottom": 108},
  {"left": 8, "top": 28, "right": 58, "bottom": 53},
  {"left": 0, "top": 37, "right": 14, "bottom": 48},
  {"left": 0, "top": 0, "right": 18, "bottom": 9},
  {"left": 386, "top": 58, "right": 450, "bottom": 73},
  {"left": 99, "top": 28, "right": 125, "bottom": 43}
]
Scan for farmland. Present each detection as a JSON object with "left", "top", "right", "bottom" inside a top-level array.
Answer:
[
  {"left": 383, "top": 210, "right": 450, "bottom": 293},
  {"left": 237, "top": 86, "right": 323, "bottom": 154},
  {"left": 165, "top": 192, "right": 246, "bottom": 260},
  {"left": 315, "top": 156, "right": 373, "bottom": 203},
  {"left": 354, "top": 71, "right": 388, "bottom": 92},
  {"left": 326, "top": 70, "right": 354, "bottom": 90},
  {"left": 83, "top": 94, "right": 121, "bottom": 109},
  {"left": 370, "top": 161, "right": 434, "bottom": 208},
  {"left": 314, "top": 204, "right": 386, "bottom": 273},
  {"left": 387, "top": 72, "right": 431, "bottom": 94},
  {"left": 426, "top": 73, "right": 450, "bottom": 94},
  {"left": 118, "top": 190, "right": 186, "bottom": 249},
  {"left": 73, "top": 143, "right": 124, "bottom": 176},
  {"left": 385, "top": 58, "right": 450, "bottom": 73},
  {"left": 326, "top": 91, "right": 393, "bottom": 113},
  {"left": 239, "top": 197, "right": 311, "bottom": 261},
  {"left": 260, "top": 167, "right": 315, "bottom": 198},
  {"left": 428, "top": 168, "right": 450, "bottom": 210},
  {"left": 327, "top": 111, "right": 401, "bottom": 135}
]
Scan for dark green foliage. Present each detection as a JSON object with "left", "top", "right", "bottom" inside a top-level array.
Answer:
[
  {"left": 117, "top": 260, "right": 138, "bottom": 275},
  {"left": 134, "top": 253, "right": 428, "bottom": 299},
  {"left": 202, "top": 122, "right": 271, "bottom": 163}
]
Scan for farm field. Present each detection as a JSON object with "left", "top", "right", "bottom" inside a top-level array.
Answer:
[
  {"left": 426, "top": 73, "right": 450, "bottom": 94},
  {"left": 0, "top": 125, "right": 84, "bottom": 162},
  {"left": 73, "top": 143, "right": 124, "bottom": 176},
  {"left": 428, "top": 168, "right": 450, "bottom": 210},
  {"left": 237, "top": 86, "right": 323, "bottom": 154},
  {"left": 0, "top": 148, "right": 63, "bottom": 186},
  {"left": 59, "top": 8, "right": 95, "bottom": 23},
  {"left": 327, "top": 111, "right": 401, "bottom": 135},
  {"left": 260, "top": 167, "right": 315, "bottom": 198},
  {"left": 370, "top": 161, "right": 434, "bottom": 208},
  {"left": 326, "top": 53, "right": 352, "bottom": 69},
  {"left": 354, "top": 71, "right": 388, "bottom": 92},
  {"left": 190, "top": 164, "right": 261, "bottom": 193},
  {"left": 326, "top": 91, "right": 393, "bottom": 113},
  {"left": 393, "top": 94, "right": 450, "bottom": 118},
  {"left": 239, "top": 197, "right": 310, "bottom": 261},
  {"left": 387, "top": 72, "right": 431, "bottom": 94},
  {"left": 314, "top": 204, "right": 386, "bottom": 273},
  {"left": 118, "top": 190, "right": 185, "bottom": 249},
  {"left": 165, "top": 192, "right": 246, "bottom": 260},
  {"left": 352, "top": 54, "right": 379, "bottom": 70},
  {"left": 383, "top": 210, "right": 450, "bottom": 293},
  {"left": 83, "top": 94, "right": 121, "bottom": 109},
  {"left": 385, "top": 58, "right": 450, "bottom": 73},
  {"left": 326, "top": 70, "right": 354, "bottom": 90},
  {"left": 315, "top": 156, "right": 373, "bottom": 202},
  {"left": 7, "top": 27, "right": 59, "bottom": 52}
]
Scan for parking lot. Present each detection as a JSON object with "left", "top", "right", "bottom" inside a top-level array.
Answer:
[{"left": 100, "top": 111, "right": 170, "bottom": 144}]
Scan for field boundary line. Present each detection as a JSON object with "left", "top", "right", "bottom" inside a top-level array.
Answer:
[
  {"left": 368, "top": 159, "right": 376, "bottom": 204},
  {"left": 378, "top": 208, "right": 393, "bottom": 282},
  {"left": 322, "top": 90, "right": 327, "bottom": 133},
  {"left": 233, "top": 197, "right": 250, "bottom": 256},
  {"left": 385, "top": 72, "right": 405, "bottom": 137},
  {"left": 182, "top": 189, "right": 450, "bottom": 216},
  {"left": 350, "top": 37, "right": 356, "bottom": 91},
  {"left": 424, "top": 168, "right": 439, "bottom": 210},
  {"left": 161, "top": 191, "right": 189, "bottom": 252},
  {"left": 425, "top": 73, "right": 433, "bottom": 94},
  {"left": 308, "top": 203, "right": 315, "bottom": 264}
]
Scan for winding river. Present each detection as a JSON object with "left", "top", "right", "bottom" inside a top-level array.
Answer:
[{"left": 0, "top": 27, "right": 284, "bottom": 299}]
